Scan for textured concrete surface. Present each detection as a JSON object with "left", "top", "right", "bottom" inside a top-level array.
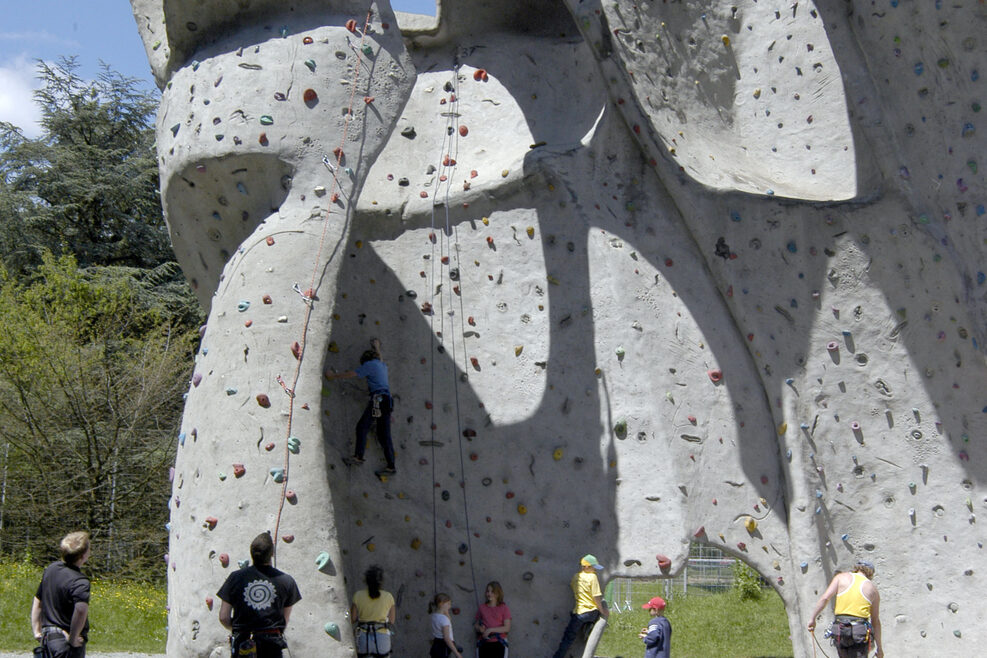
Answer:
[{"left": 130, "top": 0, "right": 986, "bottom": 656}]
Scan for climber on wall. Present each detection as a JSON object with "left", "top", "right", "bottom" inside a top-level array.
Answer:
[
  {"left": 551, "top": 554, "right": 609, "bottom": 658},
  {"left": 807, "top": 560, "right": 883, "bottom": 658},
  {"left": 325, "top": 338, "right": 396, "bottom": 478}
]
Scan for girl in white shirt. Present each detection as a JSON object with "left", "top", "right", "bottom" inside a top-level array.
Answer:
[{"left": 428, "top": 593, "right": 463, "bottom": 658}]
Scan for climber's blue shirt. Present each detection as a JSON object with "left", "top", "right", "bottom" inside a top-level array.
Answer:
[{"left": 355, "top": 359, "right": 389, "bottom": 395}]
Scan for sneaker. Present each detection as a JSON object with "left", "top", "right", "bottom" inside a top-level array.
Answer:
[
  {"left": 343, "top": 456, "right": 365, "bottom": 466},
  {"left": 374, "top": 466, "right": 397, "bottom": 477}
]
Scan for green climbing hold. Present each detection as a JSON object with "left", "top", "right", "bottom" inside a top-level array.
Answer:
[
  {"left": 259, "top": 115, "right": 274, "bottom": 125},
  {"left": 287, "top": 436, "right": 301, "bottom": 454},
  {"left": 304, "top": 59, "right": 316, "bottom": 72},
  {"left": 325, "top": 622, "right": 341, "bottom": 641},
  {"left": 614, "top": 420, "right": 627, "bottom": 438},
  {"left": 361, "top": 44, "right": 374, "bottom": 56}
]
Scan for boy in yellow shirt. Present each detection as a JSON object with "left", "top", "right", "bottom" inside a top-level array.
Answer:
[{"left": 551, "top": 554, "right": 609, "bottom": 658}]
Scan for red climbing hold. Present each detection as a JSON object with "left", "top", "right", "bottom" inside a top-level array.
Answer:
[
  {"left": 265, "top": 236, "right": 275, "bottom": 246},
  {"left": 486, "top": 236, "right": 494, "bottom": 245},
  {"left": 206, "top": 596, "right": 214, "bottom": 610},
  {"left": 459, "top": 125, "right": 469, "bottom": 137},
  {"left": 687, "top": 415, "right": 697, "bottom": 424},
  {"left": 441, "top": 256, "right": 450, "bottom": 264},
  {"left": 693, "top": 526, "right": 706, "bottom": 538},
  {"left": 291, "top": 341, "right": 302, "bottom": 359},
  {"left": 345, "top": 19, "right": 358, "bottom": 33},
  {"left": 470, "top": 170, "right": 478, "bottom": 179},
  {"left": 420, "top": 191, "right": 429, "bottom": 198},
  {"left": 286, "top": 490, "right": 297, "bottom": 503},
  {"left": 425, "top": 401, "right": 433, "bottom": 409},
  {"left": 282, "top": 535, "right": 294, "bottom": 543},
  {"left": 331, "top": 192, "right": 340, "bottom": 203},
  {"left": 263, "top": 294, "right": 273, "bottom": 304},
  {"left": 707, "top": 369, "right": 723, "bottom": 383},
  {"left": 421, "top": 302, "right": 433, "bottom": 315},
  {"left": 505, "top": 491, "right": 515, "bottom": 499},
  {"left": 256, "top": 393, "right": 271, "bottom": 408},
  {"left": 233, "top": 463, "right": 246, "bottom": 478},
  {"left": 443, "top": 155, "right": 456, "bottom": 166},
  {"left": 303, "top": 88, "right": 318, "bottom": 103},
  {"left": 656, "top": 554, "right": 672, "bottom": 571},
  {"left": 219, "top": 553, "right": 230, "bottom": 567},
  {"left": 303, "top": 36, "right": 313, "bottom": 45},
  {"left": 265, "top": 443, "right": 275, "bottom": 451},
  {"left": 470, "top": 356, "right": 480, "bottom": 369},
  {"left": 473, "top": 69, "right": 488, "bottom": 81},
  {"left": 205, "top": 516, "right": 218, "bottom": 529},
  {"left": 633, "top": 124, "right": 641, "bottom": 134},
  {"left": 364, "top": 96, "right": 374, "bottom": 104},
  {"left": 737, "top": 542, "right": 747, "bottom": 551},
  {"left": 333, "top": 147, "right": 344, "bottom": 159},
  {"left": 259, "top": 133, "right": 268, "bottom": 146},
  {"left": 470, "top": 452, "right": 478, "bottom": 461},
  {"left": 664, "top": 258, "right": 674, "bottom": 267},
  {"left": 468, "top": 317, "right": 476, "bottom": 326}
]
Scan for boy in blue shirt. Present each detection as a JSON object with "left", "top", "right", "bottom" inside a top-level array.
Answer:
[
  {"left": 639, "top": 596, "right": 671, "bottom": 658},
  {"left": 325, "top": 338, "right": 396, "bottom": 477}
]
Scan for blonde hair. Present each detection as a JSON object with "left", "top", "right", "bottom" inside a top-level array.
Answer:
[
  {"left": 60, "top": 531, "right": 90, "bottom": 564},
  {"left": 485, "top": 581, "right": 504, "bottom": 605},
  {"left": 429, "top": 592, "right": 451, "bottom": 614}
]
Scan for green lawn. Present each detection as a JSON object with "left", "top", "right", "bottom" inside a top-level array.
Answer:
[
  {"left": 597, "top": 589, "right": 794, "bottom": 658},
  {"left": 0, "top": 560, "right": 167, "bottom": 653}
]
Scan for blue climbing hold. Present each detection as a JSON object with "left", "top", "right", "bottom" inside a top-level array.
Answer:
[
  {"left": 178, "top": 432, "right": 186, "bottom": 446},
  {"left": 238, "top": 300, "right": 250, "bottom": 312},
  {"left": 787, "top": 241, "right": 797, "bottom": 253},
  {"left": 730, "top": 210, "right": 742, "bottom": 222},
  {"left": 237, "top": 182, "right": 248, "bottom": 195},
  {"left": 914, "top": 62, "right": 924, "bottom": 76},
  {"left": 961, "top": 123, "right": 975, "bottom": 138},
  {"left": 978, "top": 272, "right": 985, "bottom": 285},
  {"left": 271, "top": 467, "right": 286, "bottom": 483}
]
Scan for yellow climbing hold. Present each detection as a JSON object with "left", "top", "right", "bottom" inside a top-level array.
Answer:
[
  {"left": 777, "top": 422, "right": 788, "bottom": 435},
  {"left": 517, "top": 504, "right": 527, "bottom": 515},
  {"left": 482, "top": 216, "right": 489, "bottom": 225},
  {"left": 526, "top": 226, "right": 535, "bottom": 238},
  {"left": 553, "top": 448, "right": 563, "bottom": 461},
  {"left": 721, "top": 35, "right": 730, "bottom": 46},
  {"left": 328, "top": 341, "right": 339, "bottom": 353},
  {"left": 355, "top": 240, "right": 363, "bottom": 248},
  {"left": 410, "top": 538, "right": 422, "bottom": 550},
  {"left": 547, "top": 275, "right": 560, "bottom": 285},
  {"left": 501, "top": 169, "right": 509, "bottom": 177},
  {"left": 366, "top": 543, "right": 376, "bottom": 552},
  {"left": 744, "top": 517, "right": 757, "bottom": 533},
  {"left": 515, "top": 345, "right": 524, "bottom": 357},
  {"left": 753, "top": 88, "right": 761, "bottom": 99}
]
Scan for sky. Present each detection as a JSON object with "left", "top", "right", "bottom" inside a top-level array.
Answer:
[{"left": 0, "top": 0, "right": 437, "bottom": 138}]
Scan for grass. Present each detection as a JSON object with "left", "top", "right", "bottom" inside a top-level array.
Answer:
[
  {"left": 597, "top": 589, "right": 794, "bottom": 658},
  {"left": 0, "top": 560, "right": 167, "bottom": 652}
]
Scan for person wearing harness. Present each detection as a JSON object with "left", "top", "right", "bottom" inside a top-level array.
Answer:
[
  {"left": 350, "top": 565, "right": 395, "bottom": 657},
  {"left": 217, "top": 532, "right": 301, "bottom": 658},
  {"left": 31, "top": 531, "right": 91, "bottom": 658},
  {"left": 474, "top": 581, "right": 511, "bottom": 657},
  {"left": 807, "top": 560, "right": 883, "bottom": 658},
  {"left": 325, "top": 338, "right": 396, "bottom": 478},
  {"left": 551, "top": 554, "right": 609, "bottom": 658}
]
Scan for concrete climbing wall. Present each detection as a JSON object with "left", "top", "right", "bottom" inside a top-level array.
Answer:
[{"left": 130, "top": 0, "right": 986, "bottom": 656}]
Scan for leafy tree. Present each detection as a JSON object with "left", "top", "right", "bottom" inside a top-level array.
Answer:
[
  {"left": 0, "top": 57, "right": 169, "bottom": 274},
  {"left": 0, "top": 254, "right": 196, "bottom": 579}
]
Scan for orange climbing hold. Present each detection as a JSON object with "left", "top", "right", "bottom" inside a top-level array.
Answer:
[
  {"left": 473, "top": 69, "right": 488, "bottom": 82},
  {"left": 364, "top": 96, "right": 374, "bottom": 104},
  {"left": 263, "top": 294, "right": 273, "bottom": 304},
  {"left": 303, "top": 88, "right": 318, "bottom": 103},
  {"left": 345, "top": 19, "right": 358, "bottom": 33},
  {"left": 470, "top": 356, "right": 480, "bottom": 369},
  {"left": 303, "top": 36, "right": 313, "bottom": 45},
  {"left": 265, "top": 236, "right": 275, "bottom": 246},
  {"left": 256, "top": 393, "right": 271, "bottom": 408}
]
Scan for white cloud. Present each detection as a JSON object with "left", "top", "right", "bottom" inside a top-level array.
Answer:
[{"left": 0, "top": 54, "right": 42, "bottom": 138}]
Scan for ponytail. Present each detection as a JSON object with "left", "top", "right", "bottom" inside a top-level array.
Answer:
[
  {"left": 365, "top": 565, "right": 383, "bottom": 599},
  {"left": 429, "top": 592, "right": 451, "bottom": 614}
]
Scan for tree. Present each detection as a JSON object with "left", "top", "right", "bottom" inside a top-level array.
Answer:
[
  {"left": 0, "top": 254, "right": 196, "bottom": 578},
  {"left": 0, "top": 57, "right": 169, "bottom": 274}
]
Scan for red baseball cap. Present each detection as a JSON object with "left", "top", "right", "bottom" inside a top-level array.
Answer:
[{"left": 642, "top": 596, "right": 666, "bottom": 611}]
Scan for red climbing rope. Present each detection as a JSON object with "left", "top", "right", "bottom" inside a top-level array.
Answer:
[{"left": 272, "top": 6, "right": 376, "bottom": 563}]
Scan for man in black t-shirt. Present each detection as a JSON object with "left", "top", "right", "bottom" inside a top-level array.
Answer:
[
  {"left": 31, "top": 531, "right": 91, "bottom": 658},
  {"left": 217, "top": 532, "right": 302, "bottom": 658}
]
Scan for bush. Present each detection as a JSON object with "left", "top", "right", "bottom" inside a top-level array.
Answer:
[{"left": 732, "top": 561, "right": 764, "bottom": 600}]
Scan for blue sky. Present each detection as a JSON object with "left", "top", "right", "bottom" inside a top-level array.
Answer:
[{"left": 0, "top": 0, "right": 437, "bottom": 138}]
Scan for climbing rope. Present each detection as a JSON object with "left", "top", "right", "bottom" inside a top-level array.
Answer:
[
  {"left": 426, "top": 63, "right": 480, "bottom": 608},
  {"left": 272, "top": 6, "right": 376, "bottom": 563}
]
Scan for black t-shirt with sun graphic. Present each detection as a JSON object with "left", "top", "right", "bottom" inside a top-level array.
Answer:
[{"left": 217, "top": 564, "right": 302, "bottom": 633}]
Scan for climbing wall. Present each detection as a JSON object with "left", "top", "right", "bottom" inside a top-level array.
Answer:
[{"left": 130, "top": 0, "right": 986, "bottom": 656}]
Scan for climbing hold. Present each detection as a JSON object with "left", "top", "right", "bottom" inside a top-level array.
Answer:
[
  {"left": 459, "top": 125, "right": 469, "bottom": 137},
  {"left": 205, "top": 516, "right": 218, "bottom": 529},
  {"left": 361, "top": 44, "right": 373, "bottom": 57},
  {"left": 206, "top": 596, "right": 214, "bottom": 610},
  {"left": 233, "top": 464, "right": 246, "bottom": 478},
  {"left": 777, "top": 423, "right": 788, "bottom": 435},
  {"left": 526, "top": 226, "right": 535, "bottom": 239},
  {"left": 291, "top": 341, "right": 302, "bottom": 359},
  {"left": 237, "top": 300, "right": 250, "bottom": 312},
  {"left": 265, "top": 443, "right": 275, "bottom": 451},
  {"left": 287, "top": 437, "right": 301, "bottom": 454},
  {"left": 656, "top": 554, "right": 672, "bottom": 571},
  {"left": 737, "top": 542, "right": 747, "bottom": 551},
  {"left": 256, "top": 393, "right": 271, "bottom": 408},
  {"left": 721, "top": 35, "right": 730, "bottom": 46},
  {"left": 303, "top": 36, "right": 313, "bottom": 45},
  {"left": 325, "top": 622, "right": 341, "bottom": 641},
  {"left": 707, "top": 369, "right": 723, "bottom": 383},
  {"left": 259, "top": 133, "right": 268, "bottom": 146},
  {"left": 411, "top": 537, "right": 422, "bottom": 550},
  {"left": 517, "top": 504, "right": 527, "bottom": 515},
  {"left": 219, "top": 553, "right": 230, "bottom": 568},
  {"left": 614, "top": 420, "right": 627, "bottom": 438},
  {"left": 303, "top": 88, "right": 318, "bottom": 104},
  {"left": 744, "top": 517, "right": 757, "bottom": 533},
  {"left": 238, "top": 559, "right": 250, "bottom": 569},
  {"left": 259, "top": 115, "right": 274, "bottom": 125},
  {"left": 553, "top": 448, "right": 563, "bottom": 461},
  {"left": 286, "top": 490, "right": 297, "bottom": 503},
  {"left": 615, "top": 346, "right": 625, "bottom": 359},
  {"left": 270, "top": 467, "right": 285, "bottom": 483},
  {"left": 282, "top": 535, "right": 294, "bottom": 543},
  {"left": 473, "top": 69, "right": 488, "bottom": 81}
]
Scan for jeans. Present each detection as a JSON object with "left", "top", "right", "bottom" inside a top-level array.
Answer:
[
  {"left": 355, "top": 393, "right": 394, "bottom": 468},
  {"left": 231, "top": 632, "right": 286, "bottom": 658},
  {"left": 477, "top": 640, "right": 507, "bottom": 658},
  {"left": 42, "top": 633, "right": 85, "bottom": 658},
  {"left": 551, "top": 610, "right": 599, "bottom": 658}
]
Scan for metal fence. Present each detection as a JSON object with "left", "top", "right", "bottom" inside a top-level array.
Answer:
[{"left": 605, "top": 544, "right": 745, "bottom": 612}]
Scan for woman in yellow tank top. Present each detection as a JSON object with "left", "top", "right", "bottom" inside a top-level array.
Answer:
[{"left": 806, "top": 560, "right": 882, "bottom": 658}]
